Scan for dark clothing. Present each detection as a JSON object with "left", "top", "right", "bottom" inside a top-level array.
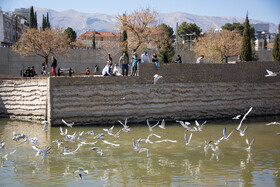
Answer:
[
  {"left": 163, "top": 53, "right": 168, "bottom": 63},
  {"left": 122, "top": 64, "right": 129, "bottom": 76},
  {"left": 175, "top": 56, "right": 182, "bottom": 63},
  {"left": 51, "top": 58, "right": 57, "bottom": 76}
]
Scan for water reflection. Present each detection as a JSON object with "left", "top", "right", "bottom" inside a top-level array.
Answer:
[{"left": 0, "top": 116, "right": 280, "bottom": 186}]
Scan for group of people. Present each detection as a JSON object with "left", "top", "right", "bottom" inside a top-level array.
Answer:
[{"left": 22, "top": 66, "right": 37, "bottom": 77}]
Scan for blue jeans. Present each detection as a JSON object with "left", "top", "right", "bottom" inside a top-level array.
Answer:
[{"left": 122, "top": 64, "right": 129, "bottom": 76}]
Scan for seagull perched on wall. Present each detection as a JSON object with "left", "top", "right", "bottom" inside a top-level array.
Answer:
[
  {"left": 62, "top": 119, "right": 74, "bottom": 128},
  {"left": 265, "top": 69, "right": 278, "bottom": 77},
  {"left": 153, "top": 74, "right": 163, "bottom": 84}
]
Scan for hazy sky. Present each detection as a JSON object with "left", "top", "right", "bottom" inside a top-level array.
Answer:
[{"left": 1, "top": 0, "right": 280, "bottom": 24}]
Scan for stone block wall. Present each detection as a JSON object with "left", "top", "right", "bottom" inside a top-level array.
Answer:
[{"left": 0, "top": 78, "right": 47, "bottom": 120}]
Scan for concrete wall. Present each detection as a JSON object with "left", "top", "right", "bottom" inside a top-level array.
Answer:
[
  {"left": 0, "top": 78, "right": 47, "bottom": 120},
  {"left": 47, "top": 62, "right": 280, "bottom": 125}
]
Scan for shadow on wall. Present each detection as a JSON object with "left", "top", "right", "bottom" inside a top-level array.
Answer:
[{"left": 0, "top": 96, "right": 8, "bottom": 118}]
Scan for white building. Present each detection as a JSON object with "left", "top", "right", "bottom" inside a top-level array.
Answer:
[
  {"left": 0, "top": 8, "right": 28, "bottom": 47},
  {"left": 251, "top": 23, "right": 275, "bottom": 51}
]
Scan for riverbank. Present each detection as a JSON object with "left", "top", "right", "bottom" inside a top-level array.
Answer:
[{"left": 1, "top": 62, "right": 280, "bottom": 125}]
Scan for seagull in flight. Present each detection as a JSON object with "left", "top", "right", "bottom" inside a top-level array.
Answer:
[
  {"left": 232, "top": 115, "right": 241, "bottom": 120},
  {"left": 223, "top": 128, "right": 234, "bottom": 140},
  {"left": 155, "top": 139, "right": 177, "bottom": 143},
  {"left": 41, "top": 120, "right": 48, "bottom": 131},
  {"left": 144, "top": 133, "right": 161, "bottom": 144},
  {"left": 60, "top": 127, "right": 68, "bottom": 136},
  {"left": 0, "top": 140, "right": 6, "bottom": 150},
  {"left": 195, "top": 120, "right": 207, "bottom": 131},
  {"left": 159, "top": 119, "right": 166, "bottom": 129},
  {"left": 61, "top": 144, "right": 82, "bottom": 155},
  {"left": 62, "top": 119, "right": 74, "bottom": 128},
  {"left": 176, "top": 120, "right": 190, "bottom": 129},
  {"left": 52, "top": 140, "right": 63, "bottom": 149},
  {"left": 245, "top": 138, "right": 255, "bottom": 152},
  {"left": 236, "top": 126, "right": 248, "bottom": 136},
  {"left": 265, "top": 69, "right": 278, "bottom": 77},
  {"left": 153, "top": 74, "right": 163, "bottom": 84},
  {"left": 147, "top": 120, "right": 159, "bottom": 132},
  {"left": 102, "top": 140, "right": 120, "bottom": 147},
  {"left": 32, "top": 146, "right": 51, "bottom": 158},
  {"left": 237, "top": 107, "right": 253, "bottom": 131},
  {"left": 132, "top": 138, "right": 149, "bottom": 157},
  {"left": 265, "top": 121, "right": 280, "bottom": 125},
  {"left": 118, "top": 118, "right": 131, "bottom": 132},
  {"left": 85, "top": 130, "right": 95, "bottom": 136},
  {"left": 91, "top": 147, "right": 104, "bottom": 156},
  {"left": 184, "top": 131, "right": 193, "bottom": 146},
  {"left": 74, "top": 167, "right": 89, "bottom": 179}
]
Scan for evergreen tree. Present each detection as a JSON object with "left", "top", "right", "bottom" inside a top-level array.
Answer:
[
  {"left": 272, "top": 24, "right": 280, "bottom": 61},
  {"left": 92, "top": 32, "right": 96, "bottom": 49},
  {"left": 64, "top": 27, "right": 77, "bottom": 44},
  {"left": 241, "top": 13, "right": 253, "bottom": 61},
  {"left": 34, "top": 12, "right": 38, "bottom": 29},
  {"left": 46, "top": 13, "right": 51, "bottom": 29},
  {"left": 29, "top": 6, "right": 35, "bottom": 28},
  {"left": 121, "top": 30, "right": 128, "bottom": 54},
  {"left": 158, "top": 29, "right": 175, "bottom": 63},
  {"left": 263, "top": 35, "right": 267, "bottom": 49},
  {"left": 42, "top": 15, "right": 46, "bottom": 30}
]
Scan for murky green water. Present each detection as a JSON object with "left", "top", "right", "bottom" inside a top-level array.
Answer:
[{"left": 0, "top": 116, "right": 280, "bottom": 186}]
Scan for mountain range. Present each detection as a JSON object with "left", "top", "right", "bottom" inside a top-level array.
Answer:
[{"left": 33, "top": 7, "right": 278, "bottom": 36}]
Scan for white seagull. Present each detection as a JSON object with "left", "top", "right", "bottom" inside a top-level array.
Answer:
[
  {"left": 91, "top": 147, "right": 104, "bottom": 156},
  {"left": 232, "top": 115, "right": 241, "bottom": 120},
  {"left": 184, "top": 131, "right": 193, "bottom": 146},
  {"left": 245, "top": 138, "right": 255, "bottom": 152},
  {"left": 61, "top": 144, "right": 82, "bottom": 155},
  {"left": 41, "top": 120, "right": 48, "bottom": 131},
  {"left": 265, "top": 121, "right": 280, "bottom": 126},
  {"left": 74, "top": 167, "right": 89, "bottom": 179},
  {"left": 60, "top": 127, "right": 68, "bottom": 136},
  {"left": 102, "top": 140, "right": 120, "bottom": 147},
  {"left": 176, "top": 120, "right": 191, "bottom": 129},
  {"left": 62, "top": 119, "right": 74, "bottom": 128},
  {"left": 223, "top": 128, "right": 234, "bottom": 140},
  {"left": 118, "top": 118, "right": 131, "bottom": 132},
  {"left": 265, "top": 69, "right": 278, "bottom": 77},
  {"left": 145, "top": 133, "right": 161, "bottom": 144},
  {"left": 155, "top": 139, "right": 177, "bottom": 143},
  {"left": 236, "top": 126, "right": 248, "bottom": 136},
  {"left": 237, "top": 107, "right": 253, "bottom": 131},
  {"left": 147, "top": 120, "right": 159, "bottom": 132},
  {"left": 32, "top": 146, "right": 51, "bottom": 158},
  {"left": 159, "top": 119, "right": 166, "bottom": 129},
  {"left": 195, "top": 120, "right": 207, "bottom": 131},
  {"left": 153, "top": 74, "right": 163, "bottom": 84}
]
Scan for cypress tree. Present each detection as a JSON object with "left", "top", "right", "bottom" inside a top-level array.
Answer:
[
  {"left": 46, "top": 12, "right": 50, "bottom": 29},
  {"left": 92, "top": 32, "right": 96, "bottom": 49},
  {"left": 34, "top": 12, "right": 38, "bottom": 29},
  {"left": 263, "top": 35, "right": 267, "bottom": 49},
  {"left": 121, "top": 30, "right": 128, "bottom": 54},
  {"left": 272, "top": 24, "right": 280, "bottom": 61},
  {"left": 42, "top": 14, "right": 46, "bottom": 30},
  {"left": 241, "top": 13, "right": 253, "bottom": 61},
  {"left": 29, "top": 6, "right": 35, "bottom": 28}
]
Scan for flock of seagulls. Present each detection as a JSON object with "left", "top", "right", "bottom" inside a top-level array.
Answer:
[{"left": 1, "top": 107, "right": 280, "bottom": 180}]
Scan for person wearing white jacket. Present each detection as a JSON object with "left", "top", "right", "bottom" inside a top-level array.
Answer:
[{"left": 141, "top": 51, "right": 150, "bottom": 63}]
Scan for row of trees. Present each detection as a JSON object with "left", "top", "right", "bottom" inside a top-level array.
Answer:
[{"left": 12, "top": 7, "right": 280, "bottom": 70}]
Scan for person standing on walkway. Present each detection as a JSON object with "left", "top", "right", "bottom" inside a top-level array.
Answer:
[
  {"left": 131, "top": 54, "right": 140, "bottom": 76},
  {"left": 51, "top": 56, "right": 57, "bottom": 77},
  {"left": 119, "top": 52, "right": 129, "bottom": 76},
  {"left": 141, "top": 51, "right": 150, "bottom": 63},
  {"left": 196, "top": 55, "right": 204, "bottom": 64}
]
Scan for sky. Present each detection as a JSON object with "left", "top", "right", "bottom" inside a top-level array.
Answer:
[{"left": 1, "top": 0, "right": 280, "bottom": 24}]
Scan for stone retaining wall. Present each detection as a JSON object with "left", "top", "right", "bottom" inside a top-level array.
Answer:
[{"left": 0, "top": 79, "right": 47, "bottom": 120}]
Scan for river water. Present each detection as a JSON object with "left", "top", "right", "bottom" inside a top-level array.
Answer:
[{"left": 0, "top": 116, "right": 279, "bottom": 186}]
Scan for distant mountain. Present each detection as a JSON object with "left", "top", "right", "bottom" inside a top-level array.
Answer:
[{"left": 33, "top": 7, "right": 278, "bottom": 36}]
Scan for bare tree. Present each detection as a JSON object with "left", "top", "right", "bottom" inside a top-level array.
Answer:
[
  {"left": 12, "top": 28, "right": 70, "bottom": 67},
  {"left": 117, "top": 7, "right": 158, "bottom": 52}
]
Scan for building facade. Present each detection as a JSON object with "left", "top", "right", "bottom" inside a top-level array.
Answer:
[
  {"left": 251, "top": 23, "right": 276, "bottom": 50},
  {"left": 0, "top": 8, "right": 29, "bottom": 47}
]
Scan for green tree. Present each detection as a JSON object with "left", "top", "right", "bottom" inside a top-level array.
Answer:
[
  {"left": 121, "top": 30, "right": 128, "bottom": 54},
  {"left": 34, "top": 12, "right": 38, "bottom": 29},
  {"left": 178, "top": 22, "right": 202, "bottom": 39},
  {"left": 29, "top": 6, "right": 35, "bottom": 28},
  {"left": 264, "top": 35, "right": 267, "bottom": 49},
  {"left": 92, "top": 32, "right": 96, "bottom": 49},
  {"left": 241, "top": 14, "right": 252, "bottom": 61},
  {"left": 272, "top": 24, "right": 280, "bottom": 61},
  {"left": 64, "top": 27, "right": 77, "bottom": 45},
  {"left": 158, "top": 27, "right": 175, "bottom": 63},
  {"left": 42, "top": 15, "right": 46, "bottom": 30},
  {"left": 221, "top": 22, "right": 255, "bottom": 40},
  {"left": 160, "top": 23, "right": 175, "bottom": 41},
  {"left": 46, "top": 13, "right": 50, "bottom": 28}
]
